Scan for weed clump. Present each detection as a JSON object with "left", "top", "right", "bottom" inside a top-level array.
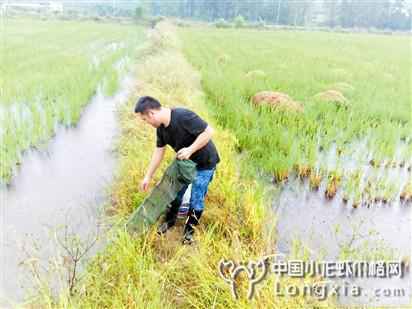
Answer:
[
  {"left": 244, "top": 70, "right": 267, "bottom": 81},
  {"left": 329, "top": 82, "right": 355, "bottom": 94}
]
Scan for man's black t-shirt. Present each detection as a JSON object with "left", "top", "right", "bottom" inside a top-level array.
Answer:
[{"left": 156, "top": 107, "right": 220, "bottom": 170}]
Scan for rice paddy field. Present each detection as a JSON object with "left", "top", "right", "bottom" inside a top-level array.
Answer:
[
  {"left": 180, "top": 27, "right": 412, "bottom": 208},
  {"left": 2, "top": 15, "right": 412, "bottom": 307},
  {"left": 0, "top": 17, "right": 144, "bottom": 183}
]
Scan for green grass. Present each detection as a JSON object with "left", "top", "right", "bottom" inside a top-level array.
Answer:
[
  {"left": 179, "top": 27, "right": 412, "bottom": 204},
  {"left": 0, "top": 17, "right": 144, "bottom": 183}
]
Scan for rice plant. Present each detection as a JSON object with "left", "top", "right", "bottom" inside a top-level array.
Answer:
[
  {"left": 180, "top": 27, "right": 412, "bottom": 205},
  {"left": 0, "top": 18, "right": 144, "bottom": 183}
]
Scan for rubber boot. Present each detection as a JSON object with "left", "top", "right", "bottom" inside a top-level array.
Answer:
[
  {"left": 182, "top": 209, "right": 203, "bottom": 245},
  {"left": 157, "top": 198, "right": 180, "bottom": 235}
]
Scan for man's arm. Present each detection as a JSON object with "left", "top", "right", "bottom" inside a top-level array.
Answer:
[
  {"left": 177, "top": 125, "right": 214, "bottom": 160},
  {"left": 140, "top": 146, "right": 166, "bottom": 191}
]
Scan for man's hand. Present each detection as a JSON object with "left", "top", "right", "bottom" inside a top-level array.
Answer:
[
  {"left": 178, "top": 126, "right": 213, "bottom": 160},
  {"left": 140, "top": 176, "right": 151, "bottom": 192},
  {"left": 177, "top": 147, "right": 194, "bottom": 160},
  {"left": 140, "top": 146, "right": 165, "bottom": 192}
]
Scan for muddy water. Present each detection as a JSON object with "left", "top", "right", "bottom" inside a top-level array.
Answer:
[
  {"left": 0, "top": 76, "right": 135, "bottom": 306},
  {"left": 273, "top": 175, "right": 412, "bottom": 306}
]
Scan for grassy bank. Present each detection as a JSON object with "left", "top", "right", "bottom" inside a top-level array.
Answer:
[
  {"left": 179, "top": 27, "right": 412, "bottom": 207},
  {"left": 34, "top": 22, "right": 342, "bottom": 308},
  {"left": 0, "top": 18, "right": 144, "bottom": 183}
]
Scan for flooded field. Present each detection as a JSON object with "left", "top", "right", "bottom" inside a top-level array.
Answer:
[
  {"left": 0, "top": 18, "right": 143, "bottom": 183},
  {"left": 181, "top": 25, "right": 412, "bottom": 306},
  {"left": 0, "top": 76, "right": 134, "bottom": 306},
  {"left": 273, "top": 171, "right": 411, "bottom": 306}
]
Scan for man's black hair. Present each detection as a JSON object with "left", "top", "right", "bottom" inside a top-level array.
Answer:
[{"left": 134, "top": 96, "right": 161, "bottom": 114}]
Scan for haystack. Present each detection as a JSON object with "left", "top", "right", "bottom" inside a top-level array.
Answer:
[
  {"left": 314, "top": 89, "right": 348, "bottom": 106},
  {"left": 251, "top": 91, "right": 303, "bottom": 112}
]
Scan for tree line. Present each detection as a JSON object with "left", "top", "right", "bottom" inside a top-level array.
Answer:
[
  {"left": 146, "top": 0, "right": 411, "bottom": 30},
  {"left": 61, "top": 0, "right": 411, "bottom": 31}
]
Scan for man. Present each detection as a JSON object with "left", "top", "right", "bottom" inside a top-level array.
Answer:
[{"left": 134, "top": 96, "right": 220, "bottom": 244}]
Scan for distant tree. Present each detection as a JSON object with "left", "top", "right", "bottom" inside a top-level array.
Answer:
[
  {"left": 151, "top": 0, "right": 161, "bottom": 16},
  {"left": 134, "top": 6, "right": 143, "bottom": 20},
  {"left": 187, "top": 0, "right": 195, "bottom": 18},
  {"left": 389, "top": 0, "right": 411, "bottom": 30},
  {"left": 278, "top": 0, "right": 291, "bottom": 25},
  {"left": 299, "top": 0, "right": 312, "bottom": 26},
  {"left": 323, "top": 0, "right": 339, "bottom": 28},
  {"left": 378, "top": 0, "right": 394, "bottom": 29},
  {"left": 233, "top": 14, "right": 245, "bottom": 27},
  {"left": 289, "top": 0, "right": 311, "bottom": 26},
  {"left": 340, "top": 0, "right": 355, "bottom": 28}
]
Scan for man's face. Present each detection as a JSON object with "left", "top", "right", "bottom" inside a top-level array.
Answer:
[{"left": 137, "top": 109, "right": 161, "bottom": 128}]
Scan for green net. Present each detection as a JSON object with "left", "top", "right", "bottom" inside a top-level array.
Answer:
[{"left": 125, "top": 159, "right": 197, "bottom": 236}]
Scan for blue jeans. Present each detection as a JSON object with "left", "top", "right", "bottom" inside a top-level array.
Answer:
[{"left": 173, "top": 167, "right": 216, "bottom": 212}]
